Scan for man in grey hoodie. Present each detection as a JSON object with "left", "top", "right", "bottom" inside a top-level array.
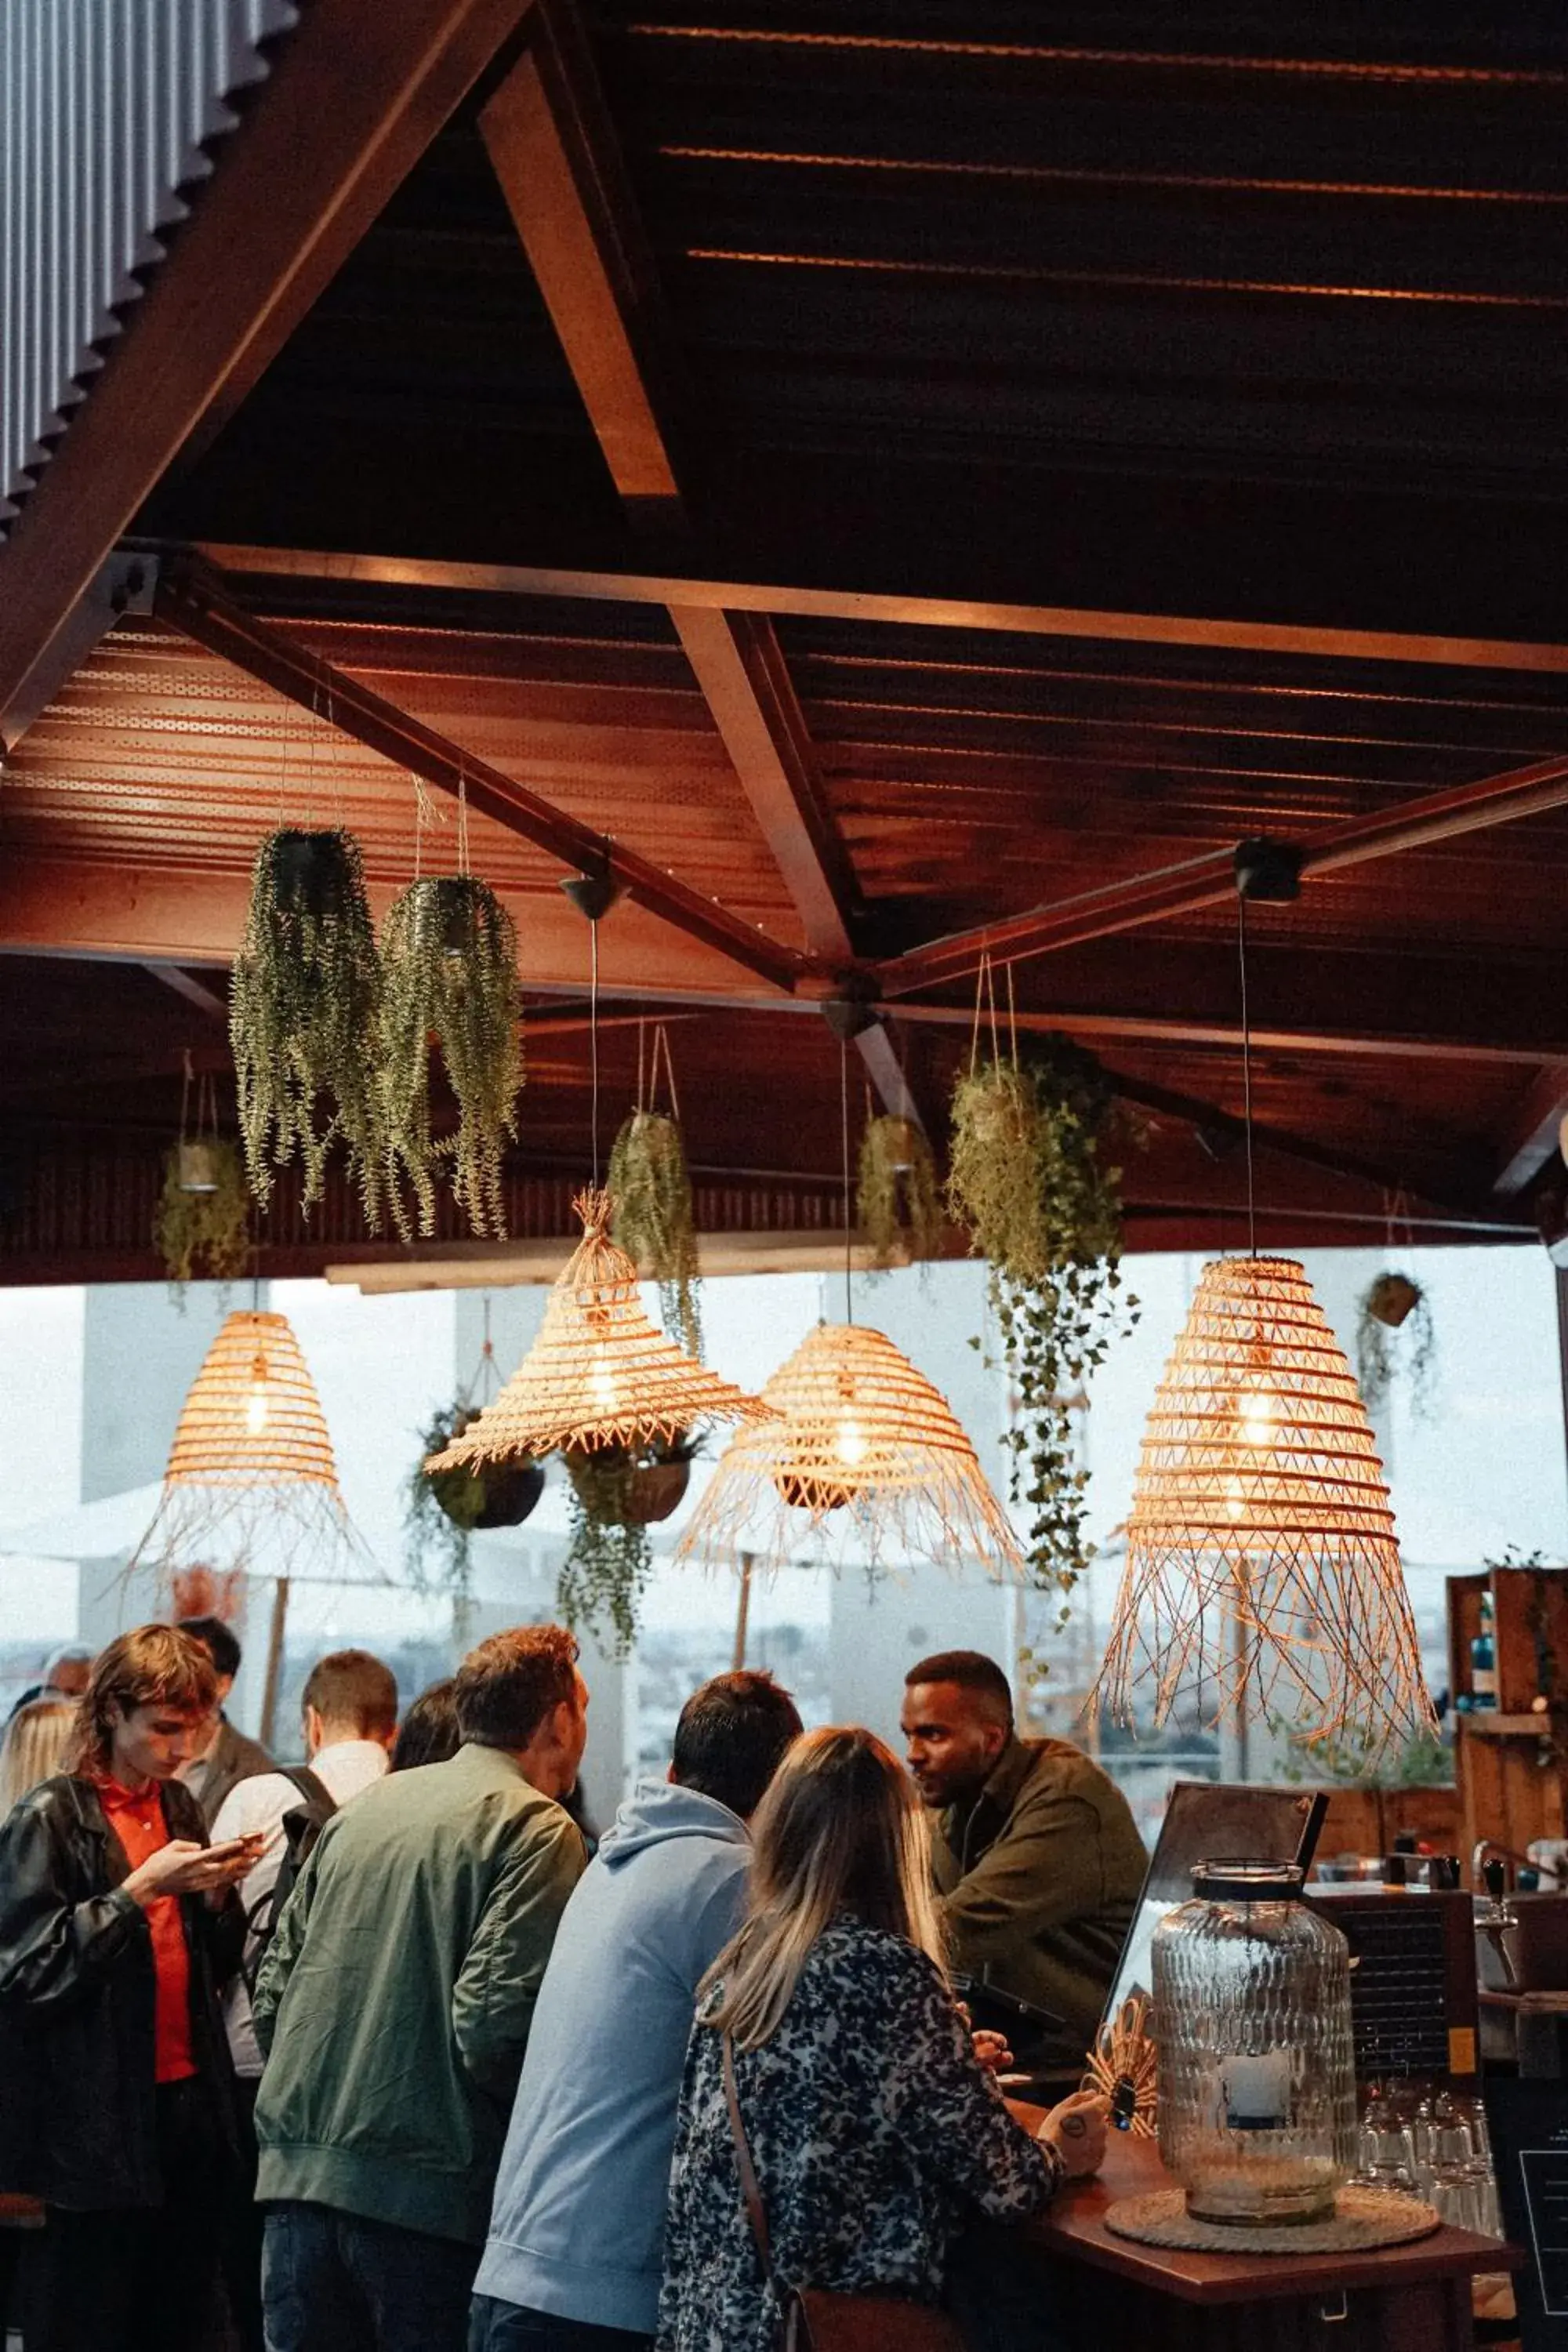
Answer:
[{"left": 470, "top": 1671, "right": 803, "bottom": 2351}]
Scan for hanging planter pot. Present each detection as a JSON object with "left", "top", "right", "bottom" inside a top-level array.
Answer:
[
  {"left": 608, "top": 1027, "right": 702, "bottom": 1358},
  {"left": 1365, "top": 1272, "right": 1420, "bottom": 1330},
  {"left": 563, "top": 1434, "right": 696, "bottom": 1528},
  {"left": 379, "top": 873, "right": 524, "bottom": 1241},
  {"left": 557, "top": 1432, "right": 699, "bottom": 1653},
  {"left": 471, "top": 1457, "right": 546, "bottom": 1530},
  {"left": 177, "top": 1140, "right": 222, "bottom": 1195},
  {"left": 154, "top": 1136, "right": 251, "bottom": 1293},
  {"left": 857, "top": 1112, "right": 944, "bottom": 1268},
  {"left": 230, "top": 826, "right": 385, "bottom": 1224}
]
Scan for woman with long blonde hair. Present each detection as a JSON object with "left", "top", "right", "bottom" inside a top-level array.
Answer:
[
  {"left": 0, "top": 1698, "right": 74, "bottom": 1816},
  {"left": 657, "top": 1726, "right": 1105, "bottom": 2352}
]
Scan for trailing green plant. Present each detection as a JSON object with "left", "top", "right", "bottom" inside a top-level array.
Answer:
[
  {"left": 230, "top": 827, "right": 385, "bottom": 1222},
  {"left": 405, "top": 1403, "right": 485, "bottom": 1626},
  {"left": 379, "top": 875, "right": 523, "bottom": 1240},
  {"left": 947, "top": 1039, "right": 1137, "bottom": 1611},
  {"left": 557, "top": 1433, "right": 698, "bottom": 1655},
  {"left": 1356, "top": 1270, "right": 1438, "bottom": 1419},
  {"left": 608, "top": 1110, "right": 701, "bottom": 1357},
  {"left": 1274, "top": 1713, "right": 1453, "bottom": 1789},
  {"left": 152, "top": 1138, "right": 251, "bottom": 1294},
  {"left": 857, "top": 1114, "right": 944, "bottom": 1268}
]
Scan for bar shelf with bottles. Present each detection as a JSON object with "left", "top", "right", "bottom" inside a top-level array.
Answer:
[{"left": 1447, "top": 1564, "right": 1568, "bottom": 1877}]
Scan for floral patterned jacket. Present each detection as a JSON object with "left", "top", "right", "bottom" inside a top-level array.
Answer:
[{"left": 656, "top": 1911, "right": 1061, "bottom": 2352}]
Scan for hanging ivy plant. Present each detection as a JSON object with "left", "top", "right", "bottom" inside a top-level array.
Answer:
[
  {"left": 230, "top": 828, "right": 385, "bottom": 1223},
  {"left": 557, "top": 1434, "right": 699, "bottom": 1655},
  {"left": 379, "top": 875, "right": 523, "bottom": 1240},
  {"left": 947, "top": 1040, "right": 1138, "bottom": 1611},
  {"left": 856, "top": 1113, "right": 944, "bottom": 1269},
  {"left": 152, "top": 1138, "right": 251, "bottom": 1294},
  {"left": 608, "top": 1110, "right": 702, "bottom": 1358},
  {"left": 1356, "top": 1271, "right": 1438, "bottom": 1419}
]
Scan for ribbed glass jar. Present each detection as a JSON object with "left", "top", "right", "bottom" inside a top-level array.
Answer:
[{"left": 1152, "top": 1859, "right": 1357, "bottom": 2224}]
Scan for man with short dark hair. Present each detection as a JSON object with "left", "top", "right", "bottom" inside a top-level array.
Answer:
[
  {"left": 176, "top": 1613, "right": 274, "bottom": 1825},
  {"left": 471, "top": 1670, "right": 804, "bottom": 2352},
  {"left": 252, "top": 1626, "right": 590, "bottom": 2352},
  {"left": 901, "top": 1648, "right": 1145, "bottom": 2092}
]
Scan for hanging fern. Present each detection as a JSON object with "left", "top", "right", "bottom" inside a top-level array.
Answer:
[
  {"left": 379, "top": 875, "right": 523, "bottom": 1239},
  {"left": 230, "top": 828, "right": 385, "bottom": 1223},
  {"left": 559, "top": 1449, "right": 655, "bottom": 1657},
  {"left": 857, "top": 1114, "right": 944, "bottom": 1268},
  {"left": 1356, "top": 1272, "right": 1439, "bottom": 1419},
  {"left": 608, "top": 1110, "right": 702, "bottom": 1357},
  {"left": 405, "top": 1403, "right": 486, "bottom": 1625},
  {"left": 948, "top": 1041, "right": 1137, "bottom": 1611},
  {"left": 152, "top": 1138, "right": 251, "bottom": 1294}
]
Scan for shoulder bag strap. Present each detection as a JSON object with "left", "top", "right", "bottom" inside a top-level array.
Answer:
[{"left": 722, "top": 2031, "right": 776, "bottom": 2286}]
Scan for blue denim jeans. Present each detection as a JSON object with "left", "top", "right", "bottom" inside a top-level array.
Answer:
[
  {"left": 467, "top": 2295, "right": 652, "bottom": 2351},
  {"left": 262, "top": 2201, "right": 476, "bottom": 2352}
]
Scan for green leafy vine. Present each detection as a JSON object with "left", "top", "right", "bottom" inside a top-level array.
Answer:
[
  {"left": 608, "top": 1110, "right": 702, "bottom": 1357},
  {"left": 857, "top": 1114, "right": 944, "bottom": 1268}
]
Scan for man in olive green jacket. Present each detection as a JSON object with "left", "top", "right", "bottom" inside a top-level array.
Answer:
[
  {"left": 252, "top": 1627, "right": 590, "bottom": 2352},
  {"left": 902, "top": 1648, "right": 1145, "bottom": 2092}
]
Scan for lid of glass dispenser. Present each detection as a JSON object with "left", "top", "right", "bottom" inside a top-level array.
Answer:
[{"left": 1190, "top": 1858, "right": 1306, "bottom": 1903}]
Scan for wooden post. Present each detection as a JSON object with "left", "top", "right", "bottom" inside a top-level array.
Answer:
[
  {"left": 260, "top": 1575, "right": 290, "bottom": 1751},
  {"left": 732, "top": 1551, "right": 754, "bottom": 1671}
]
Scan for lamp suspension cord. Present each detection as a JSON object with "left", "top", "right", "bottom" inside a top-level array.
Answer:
[
  {"left": 1238, "top": 891, "right": 1258, "bottom": 1260},
  {"left": 590, "top": 916, "right": 601, "bottom": 1190},
  {"left": 840, "top": 1034, "right": 853, "bottom": 1326}
]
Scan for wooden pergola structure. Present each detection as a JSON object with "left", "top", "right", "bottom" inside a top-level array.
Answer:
[{"left": 4, "top": 2, "right": 1568, "bottom": 1282}]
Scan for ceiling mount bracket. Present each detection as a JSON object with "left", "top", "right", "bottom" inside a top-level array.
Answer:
[
  {"left": 1234, "top": 838, "right": 1305, "bottom": 903},
  {"left": 558, "top": 859, "right": 623, "bottom": 924}
]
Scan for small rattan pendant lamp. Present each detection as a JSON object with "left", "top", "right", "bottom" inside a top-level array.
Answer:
[
  {"left": 126, "top": 1307, "right": 385, "bottom": 1590},
  {"left": 1091, "top": 852, "right": 1433, "bottom": 1760},
  {"left": 676, "top": 1029, "right": 1024, "bottom": 1582}
]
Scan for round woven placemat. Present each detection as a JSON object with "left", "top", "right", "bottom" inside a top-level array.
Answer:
[{"left": 1105, "top": 2185, "right": 1439, "bottom": 2255}]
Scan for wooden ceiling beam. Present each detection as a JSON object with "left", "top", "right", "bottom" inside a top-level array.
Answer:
[
  {"left": 877, "top": 746, "right": 1568, "bottom": 994},
  {"left": 1493, "top": 1062, "right": 1568, "bottom": 1196},
  {"left": 200, "top": 541, "right": 1568, "bottom": 682},
  {"left": 0, "top": 0, "right": 541, "bottom": 723},
  {"left": 479, "top": 4, "right": 866, "bottom": 971},
  {"left": 154, "top": 565, "right": 813, "bottom": 993}
]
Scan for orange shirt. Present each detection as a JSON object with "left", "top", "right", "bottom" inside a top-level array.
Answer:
[{"left": 97, "top": 1777, "right": 196, "bottom": 2084}]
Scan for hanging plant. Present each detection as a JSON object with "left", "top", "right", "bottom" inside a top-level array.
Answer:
[
  {"left": 857, "top": 1113, "right": 944, "bottom": 1269},
  {"left": 379, "top": 874, "right": 523, "bottom": 1240},
  {"left": 1356, "top": 1272, "right": 1438, "bottom": 1418},
  {"left": 406, "top": 1402, "right": 546, "bottom": 1632},
  {"left": 947, "top": 1038, "right": 1137, "bottom": 1610},
  {"left": 609, "top": 1110, "right": 702, "bottom": 1359},
  {"left": 153, "top": 1137, "right": 251, "bottom": 1294},
  {"left": 557, "top": 1433, "right": 699, "bottom": 1655},
  {"left": 230, "top": 827, "right": 385, "bottom": 1222}
]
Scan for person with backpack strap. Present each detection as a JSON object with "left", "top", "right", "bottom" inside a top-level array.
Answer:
[{"left": 209, "top": 1650, "right": 399, "bottom": 2352}]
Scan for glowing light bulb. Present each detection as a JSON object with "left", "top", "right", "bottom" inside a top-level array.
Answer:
[
  {"left": 589, "top": 1361, "right": 619, "bottom": 1416},
  {"left": 836, "top": 1415, "right": 867, "bottom": 1471},
  {"left": 1239, "top": 1385, "right": 1276, "bottom": 1449},
  {"left": 245, "top": 1356, "right": 269, "bottom": 1437}
]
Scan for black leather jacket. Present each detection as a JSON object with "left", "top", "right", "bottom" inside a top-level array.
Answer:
[{"left": 0, "top": 1773, "right": 241, "bottom": 2208}]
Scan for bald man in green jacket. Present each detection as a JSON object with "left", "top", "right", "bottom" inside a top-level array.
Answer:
[{"left": 902, "top": 1648, "right": 1145, "bottom": 2095}]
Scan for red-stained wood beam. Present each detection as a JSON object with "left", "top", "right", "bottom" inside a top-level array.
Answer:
[
  {"left": 0, "top": 0, "right": 540, "bottom": 722},
  {"left": 1494, "top": 1062, "right": 1568, "bottom": 1196},
  {"left": 480, "top": 0, "right": 866, "bottom": 975},
  {"left": 142, "top": 964, "right": 227, "bottom": 1023},
  {"left": 154, "top": 565, "right": 812, "bottom": 994},
  {"left": 877, "top": 749, "right": 1568, "bottom": 996},
  {"left": 199, "top": 543, "right": 1568, "bottom": 683}
]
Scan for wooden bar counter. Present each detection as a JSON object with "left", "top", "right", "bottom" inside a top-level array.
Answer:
[{"left": 1005, "top": 2125, "right": 1515, "bottom": 2352}]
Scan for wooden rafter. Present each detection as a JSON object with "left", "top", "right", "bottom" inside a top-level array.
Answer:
[
  {"left": 1494, "top": 1063, "right": 1568, "bottom": 1197},
  {"left": 0, "top": 0, "right": 541, "bottom": 722},
  {"left": 199, "top": 542, "right": 1568, "bottom": 683},
  {"left": 154, "top": 565, "right": 813, "bottom": 994},
  {"left": 480, "top": 0, "right": 866, "bottom": 978},
  {"left": 877, "top": 749, "right": 1568, "bottom": 996}
]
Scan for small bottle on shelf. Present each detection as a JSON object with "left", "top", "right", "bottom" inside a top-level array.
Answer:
[{"left": 1470, "top": 1592, "right": 1498, "bottom": 1711}]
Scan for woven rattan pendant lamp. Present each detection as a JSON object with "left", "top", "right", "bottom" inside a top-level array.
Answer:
[
  {"left": 674, "top": 1315, "right": 1025, "bottom": 1581},
  {"left": 1091, "top": 848, "right": 1433, "bottom": 1759},
  {"left": 426, "top": 1187, "right": 770, "bottom": 1472},
  {"left": 677, "top": 1029, "right": 1023, "bottom": 1583},
  {"left": 126, "top": 1308, "right": 384, "bottom": 1592}
]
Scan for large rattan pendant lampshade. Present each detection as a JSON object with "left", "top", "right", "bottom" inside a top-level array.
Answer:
[
  {"left": 426, "top": 1189, "right": 769, "bottom": 1472},
  {"left": 1091, "top": 1255, "right": 1433, "bottom": 1758},
  {"left": 126, "top": 1308, "right": 384, "bottom": 1591},
  {"left": 675, "top": 1318, "right": 1025, "bottom": 1581}
]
